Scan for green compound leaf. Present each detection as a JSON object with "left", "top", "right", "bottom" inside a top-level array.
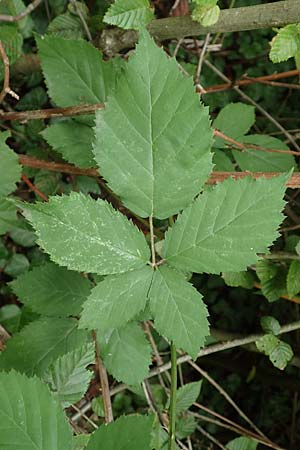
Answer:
[
  {"left": 42, "top": 120, "right": 96, "bottom": 168},
  {"left": 0, "top": 318, "right": 88, "bottom": 376},
  {"left": 10, "top": 261, "right": 92, "bottom": 317},
  {"left": 164, "top": 175, "right": 287, "bottom": 274},
  {"left": 256, "top": 334, "right": 293, "bottom": 370},
  {"left": 104, "top": 0, "right": 154, "bottom": 30},
  {"left": 86, "top": 414, "right": 153, "bottom": 450},
  {"left": 270, "top": 24, "right": 300, "bottom": 63},
  {"left": 36, "top": 35, "right": 115, "bottom": 106},
  {"left": 213, "top": 103, "right": 255, "bottom": 148},
  {"left": 100, "top": 322, "right": 152, "bottom": 385},
  {"left": 233, "top": 135, "right": 295, "bottom": 172},
  {"left": 226, "top": 436, "right": 258, "bottom": 450},
  {"left": 0, "top": 371, "right": 73, "bottom": 450},
  {"left": 44, "top": 343, "right": 94, "bottom": 406},
  {"left": 80, "top": 266, "right": 153, "bottom": 332},
  {"left": 18, "top": 192, "right": 150, "bottom": 275},
  {"left": 149, "top": 266, "right": 209, "bottom": 358},
  {"left": 94, "top": 31, "right": 213, "bottom": 219},
  {"left": 0, "top": 131, "right": 21, "bottom": 197},
  {"left": 287, "top": 260, "right": 300, "bottom": 298}
]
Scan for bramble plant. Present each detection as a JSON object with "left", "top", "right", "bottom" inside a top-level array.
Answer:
[{"left": 0, "top": 24, "right": 293, "bottom": 449}]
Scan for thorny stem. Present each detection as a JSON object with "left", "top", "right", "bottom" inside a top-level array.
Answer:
[{"left": 168, "top": 341, "right": 177, "bottom": 450}]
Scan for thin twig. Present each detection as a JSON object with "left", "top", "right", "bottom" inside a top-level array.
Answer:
[
  {"left": 204, "top": 59, "right": 300, "bottom": 152},
  {"left": 0, "top": 41, "right": 19, "bottom": 103},
  {"left": 69, "top": 0, "right": 92, "bottom": 42},
  {"left": 0, "top": 0, "right": 43, "bottom": 22},
  {"left": 17, "top": 156, "right": 300, "bottom": 189},
  {"left": 72, "top": 321, "right": 300, "bottom": 423},
  {"left": 188, "top": 361, "right": 270, "bottom": 442},
  {"left": 92, "top": 331, "right": 113, "bottom": 424},
  {"left": 196, "top": 424, "right": 227, "bottom": 450},
  {"left": 204, "top": 69, "right": 300, "bottom": 93},
  {"left": 0, "top": 103, "right": 104, "bottom": 121},
  {"left": 21, "top": 173, "right": 49, "bottom": 202},
  {"left": 70, "top": 404, "right": 98, "bottom": 430},
  {"left": 194, "top": 33, "right": 211, "bottom": 92},
  {"left": 214, "top": 129, "right": 300, "bottom": 155},
  {"left": 190, "top": 412, "right": 283, "bottom": 450}
]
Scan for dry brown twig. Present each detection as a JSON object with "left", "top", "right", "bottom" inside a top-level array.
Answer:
[
  {"left": 0, "top": 42, "right": 19, "bottom": 103},
  {"left": 0, "top": 0, "right": 43, "bottom": 22}
]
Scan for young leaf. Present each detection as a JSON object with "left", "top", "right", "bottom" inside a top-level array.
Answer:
[
  {"left": 10, "top": 261, "right": 92, "bottom": 317},
  {"left": 43, "top": 343, "right": 94, "bottom": 406},
  {"left": 226, "top": 436, "right": 258, "bottom": 450},
  {"left": 222, "top": 271, "right": 255, "bottom": 289},
  {"left": 213, "top": 149, "right": 235, "bottom": 172},
  {"left": 0, "top": 317, "right": 88, "bottom": 376},
  {"left": 80, "top": 266, "right": 153, "bottom": 332},
  {"left": 94, "top": 30, "right": 213, "bottom": 219},
  {"left": 85, "top": 414, "right": 153, "bottom": 450},
  {"left": 74, "top": 435, "right": 91, "bottom": 450},
  {"left": 0, "top": 131, "right": 21, "bottom": 196},
  {"left": 104, "top": 0, "right": 154, "bottom": 30},
  {"left": 233, "top": 135, "right": 295, "bottom": 172},
  {"left": 260, "top": 316, "right": 281, "bottom": 335},
  {"left": 99, "top": 322, "right": 152, "bottom": 385},
  {"left": 42, "top": 120, "right": 96, "bottom": 168},
  {"left": 287, "top": 260, "right": 300, "bottom": 298},
  {"left": 213, "top": 103, "right": 255, "bottom": 148},
  {"left": 175, "top": 381, "right": 202, "bottom": 414},
  {"left": 270, "top": 24, "right": 300, "bottom": 63},
  {"left": 149, "top": 266, "right": 209, "bottom": 358},
  {"left": 164, "top": 175, "right": 287, "bottom": 274},
  {"left": 36, "top": 35, "right": 115, "bottom": 106},
  {"left": 256, "top": 259, "right": 287, "bottom": 302},
  {"left": 256, "top": 334, "right": 293, "bottom": 370},
  {"left": 0, "top": 371, "right": 73, "bottom": 450},
  {"left": 18, "top": 192, "right": 150, "bottom": 275},
  {"left": 0, "top": 198, "right": 18, "bottom": 234}
]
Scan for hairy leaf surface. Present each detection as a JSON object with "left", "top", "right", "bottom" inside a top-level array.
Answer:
[
  {"left": 0, "top": 371, "right": 73, "bottom": 450},
  {"left": 164, "top": 176, "right": 287, "bottom": 274},
  {"left": 11, "top": 262, "right": 92, "bottom": 317},
  {"left": 100, "top": 322, "right": 151, "bottom": 385},
  {"left": 44, "top": 343, "right": 94, "bottom": 406},
  {"left": 0, "top": 318, "right": 88, "bottom": 376},
  {"left": 86, "top": 414, "right": 153, "bottom": 450},
  {"left": 18, "top": 192, "right": 150, "bottom": 274},
  {"left": 94, "top": 31, "right": 213, "bottom": 219},
  {"left": 149, "top": 266, "right": 209, "bottom": 358},
  {"left": 80, "top": 266, "right": 153, "bottom": 331}
]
